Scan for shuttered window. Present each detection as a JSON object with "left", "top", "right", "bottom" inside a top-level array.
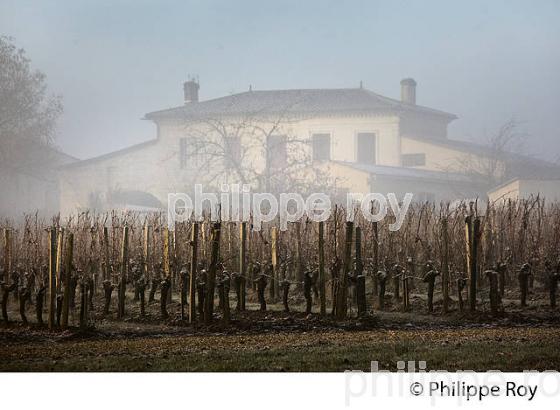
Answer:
[
  {"left": 312, "top": 133, "right": 331, "bottom": 161},
  {"left": 356, "top": 133, "right": 376, "bottom": 164}
]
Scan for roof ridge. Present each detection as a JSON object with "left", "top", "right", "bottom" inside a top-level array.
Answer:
[{"left": 144, "top": 86, "right": 457, "bottom": 120}]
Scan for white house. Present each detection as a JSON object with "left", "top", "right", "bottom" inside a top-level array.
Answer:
[{"left": 57, "top": 78, "right": 560, "bottom": 214}]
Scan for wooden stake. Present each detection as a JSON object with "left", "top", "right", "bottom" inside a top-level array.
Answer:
[
  {"left": 3, "top": 229, "right": 12, "bottom": 284},
  {"left": 189, "top": 222, "right": 199, "bottom": 324},
  {"left": 102, "top": 226, "right": 110, "bottom": 281},
  {"left": 441, "top": 218, "right": 450, "bottom": 313},
  {"left": 372, "top": 221, "right": 379, "bottom": 304},
  {"left": 239, "top": 222, "right": 247, "bottom": 311},
  {"left": 295, "top": 222, "right": 303, "bottom": 289},
  {"left": 271, "top": 226, "right": 279, "bottom": 303},
  {"left": 55, "top": 228, "right": 64, "bottom": 293},
  {"left": 465, "top": 216, "right": 479, "bottom": 312},
  {"left": 204, "top": 222, "right": 221, "bottom": 324},
  {"left": 117, "top": 226, "right": 129, "bottom": 319},
  {"left": 336, "top": 221, "right": 353, "bottom": 319},
  {"left": 48, "top": 228, "right": 57, "bottom": 329},
  {"left": 143, "top": 224, "right": 151, "bottom": 280},
  {"left": 163, "top": 227, "right": 172, "bottom": 303},
  {"left": 318, "top": 221, "right": 326, "bottom": 315},
  {"left": 355, "top": 226, "right": 366, "bottom": 316},
  {"left": 61, "top": 233, "right": 73, "bottom": 328}
]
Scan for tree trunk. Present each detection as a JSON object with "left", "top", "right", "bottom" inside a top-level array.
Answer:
[
  {"left": 19, "top": 288, "right": 30, "bottom": 325},
  {"left": 148, "top": 279, "right": 158, "bottom": 303},
  {"left": 282, "top": 280, "right": 290, "bottom": 313},
  {"left": 103, "top": 280, "right": 114, "bottom": 315},
  {"left": 160, "top": 278, "right": 170, "bottom": 319},
  {"left": 2, "top": 283, "right": 16, "bottom": 323},
  {"left": 36, "top": 286, "right": 45, "bottom": 325}
]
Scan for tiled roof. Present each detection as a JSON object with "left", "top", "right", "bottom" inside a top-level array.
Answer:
[
  {"left": 60, "top": 139, "right": 157, "bottom": 169},
  {"left": 144, "top": 88, "right": 457, "bottom": 120}
]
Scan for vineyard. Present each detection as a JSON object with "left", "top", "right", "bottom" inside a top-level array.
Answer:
[{"left": 1, "top": 198, "right": 560, "bottom": 371}]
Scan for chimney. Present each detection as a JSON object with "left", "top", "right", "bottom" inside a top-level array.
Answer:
[
  {"left": 183, "top": 79, "right": 199, "bottom": 103},
  {"left": 400, "top": 78, "right": 416, "bottom": 105}
]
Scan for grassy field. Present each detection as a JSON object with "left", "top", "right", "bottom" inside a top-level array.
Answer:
[
  {"left": 2, "top": 291, "right": 559, "bottom": 372},
  {"left": 1, "top": 325, "right": 559, "bottom": 371}
]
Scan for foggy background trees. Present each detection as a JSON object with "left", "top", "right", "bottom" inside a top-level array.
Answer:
[
  {"left": 0, "top": 36, "right": 66, "bottom": 216},
  {"left": 0, "top": 36, "right": 62, "bottom": 171}
]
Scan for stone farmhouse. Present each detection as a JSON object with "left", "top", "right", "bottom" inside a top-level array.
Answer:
[{"left": 57, "top": 79, "right": 560, "bottom": 214}]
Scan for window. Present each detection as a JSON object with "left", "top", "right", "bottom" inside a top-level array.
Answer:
[
  {"left": 225, "top": 135, "right": 241, "bottom": 168},
  {"left": 267, "top": 134, "right": 287, "bottom": 168},
  {"left": 402, "top": 153, "right": 426, "bottom": 167},
  {"left": 312, "top": 133, "right": 331, "bottom": 161},
  {"left": 356, "top": 132, "right": 376, "bottom": 164},
  {"left": 179, "top": 137, "right": 188, "bottom": 169}
]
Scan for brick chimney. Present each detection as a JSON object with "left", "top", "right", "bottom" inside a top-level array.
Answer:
[
  {"left": 400, "top": 78, "right": 416, "bottom": 105},
  {"left": 183, "top": 79, "right": 199, "bottom": 103}
]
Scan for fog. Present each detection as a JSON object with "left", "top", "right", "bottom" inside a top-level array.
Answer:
[
  {"left": 1, "top": 0, "right": 559, "bottom": 161},
  {"left": 1, "top": 1, "right": 560, "bottom": 217}
]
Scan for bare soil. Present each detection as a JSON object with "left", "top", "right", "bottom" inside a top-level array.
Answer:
[{"left": 1, "top": 288, "right": 559, "bottom": 371}]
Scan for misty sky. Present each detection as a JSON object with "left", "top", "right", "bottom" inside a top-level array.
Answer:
[{"left": 1, "top": 0, "right": 559, "bottom": 161}]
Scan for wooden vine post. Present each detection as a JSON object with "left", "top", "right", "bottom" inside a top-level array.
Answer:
[
  {"left": 239, "top": 222, "right": 247, "bottom": 311},
  {"left": 3, "top": 229, "right": 12, "bottom": 284},
  {"left": 371, "top": 221, "right": 379, "bottom": 305},
  {"left": 355, "top": 226, "right": 366, "bottom": 316},
  {"left": 318, "top": 221, "right": 326, "bottom": 315},
  {"left": 270, "top": 226, "right": 279, "bottom": 303},
  {"left": 295, "top": 222, "right": 303, "bottom": 289},
  {"left": 163, "top": 227, "right": 172, "bottom": 303},
  {"left": 102, "top": 227, "right": 110, "bottom": 281},
  {"left": 204, "top": 222, "right": 221, "bottom": 324},
  {"left": 465, "top": 215, "right": 480, "bottom": 312},
  {"left": 48, "top": 228, "right": 57, "bottom": 329},
  {"left": 336, "top": 221, "right": 353, "bottom": 319},
  {"left": 55, "top": 228, "right": 64, "bottom": 293},
  {"left": 117, "top": 225, "right": 129, "bottom": 319},
  {"left": 441, "top": 218, "right": 450, "bottom": 313},
  {"left": 61, "top": 233, "right": 74, "bottom": 328},
  {"left": 142, "top": 224, "right": 150, "bottom": 281},
  {"left": 189, "top": 222, "right": 199, "bottom": 323}
]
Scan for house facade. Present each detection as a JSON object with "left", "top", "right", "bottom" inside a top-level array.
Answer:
[
  {"left": 58, "top": 79, "right": 525, "bottom": 215},
  {"left": 0, "top": 147, "right": 77, "bottom": 218},
  {"left": 488, "top": 178, "right": 560, "bottom": 203}
]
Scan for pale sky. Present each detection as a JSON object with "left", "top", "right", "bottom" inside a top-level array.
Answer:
[{"left": 1, "top": 0, "right": 559, "bottom": 161}]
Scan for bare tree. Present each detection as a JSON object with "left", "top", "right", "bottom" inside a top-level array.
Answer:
[
  {"left": 0, "top": 36, "right": 62, "bottom": 172},
  {"left": 453, "top": 118, "right": 526, "bottom": 188},
  {"left": 176, "top": 105, "right": 337, "bottom": 195}
]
